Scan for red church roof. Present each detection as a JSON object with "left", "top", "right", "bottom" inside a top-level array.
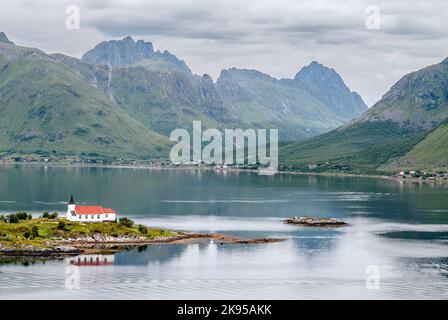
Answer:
[{"left": 74, "top": 205, "right": 116, "bottom": 215}]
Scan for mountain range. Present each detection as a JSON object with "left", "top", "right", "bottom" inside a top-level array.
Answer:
[
  {"left": 216, "top": 62, "right": 366, "bottom": 140},
  {"left": 6, "top": 32, "right": 448, "bottom": 173},
  {"left": 0, "top": 33, "right": 367, "bottom": 159}
]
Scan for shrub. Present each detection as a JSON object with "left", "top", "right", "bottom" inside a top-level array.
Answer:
[
  {"left": 31, "top": 226, "right": 39, "bottom": 239},
  {"left": 24, "top": 226, "right": 39, "bottom": 239},
  {"left": 57, "top": 221, "right": 66, "bottom": 231},
  {"left": 0, "top": 215, "right": 6, "bottom": 223},
  {"left": 7, "top": 212, "right": 31, "bottom": 223},
  {"left": 138, "top": 224, "right": 147, "bottom": 234},
  {"left": 119, "top": 217, "right": 134, "bottom": 228},
  {"left": 16, "top": 212, "right": 28, "bottom": 220},
  {"left": 42, "top": 212, "right": 58, "bottom": 219}
]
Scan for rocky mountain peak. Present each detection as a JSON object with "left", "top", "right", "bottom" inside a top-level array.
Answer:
[
  {"left": 294, "top": 61, "right": 367, "bottom": 115},
  {"left": 0, "top": 32, "right": 13, "bottom": 44},
  {"left": 81, "top": 36, "right": 191, "bottom": 73},
  {"left": 294, "top": 61, "right": 343, "bottom": 85},
  {"left": 81, "top": 36, "right": 155, "bottom": 67}
]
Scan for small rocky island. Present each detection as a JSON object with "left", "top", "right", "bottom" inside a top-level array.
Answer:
[{"left": 285, "top": 216, "right": 347, "bottom": 227}]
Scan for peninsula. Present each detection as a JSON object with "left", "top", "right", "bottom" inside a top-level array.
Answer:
[{"left": 0, "top": 213, "right": 283, "bottom": 256}]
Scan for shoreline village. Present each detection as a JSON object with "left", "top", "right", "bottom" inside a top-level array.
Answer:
[{"left": 170, "top": 121, "right": 278, "bottom": 175}]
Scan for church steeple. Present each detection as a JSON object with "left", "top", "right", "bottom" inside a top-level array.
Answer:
[{"left": 67, "top": 195, "right": 76, "bottom": 220}]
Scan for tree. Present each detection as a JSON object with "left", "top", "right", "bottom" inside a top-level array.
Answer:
[
  {"left": 119, "top": 217, "right": 134, "bottom": 228},
  {"left": 0, "top": 215, "right": 6, "bottom": 223},
  {"left": 8, "top": 214, "right": 19, "bottom": 223},
  {"left": 15, "top": 212, "right": 29, "bottom": 221},
  {"left": 138, "top": 224, "right": 147, "bottom": 234}
]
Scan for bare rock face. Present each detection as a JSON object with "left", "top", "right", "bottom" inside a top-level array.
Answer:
[
  {"left": 81, "top": 36, "right": 191, "bottom": 73},
  {"left": 294, "top": 61, "right": 367, "bottom": 117},
  {"left": 63, "top": 233, "right": 148, "bottom": 243},
  {"left": 82, "top": 36, "right": 154, "bottom": 67},
  {"left": 285, "top": 216, "right": 347, "bottom": 227},
  {"left": 0, "top": 32, "right": 13, "bottom": 44}
]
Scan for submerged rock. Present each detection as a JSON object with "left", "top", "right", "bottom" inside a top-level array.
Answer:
[{"left": 285, "top": 216, "right": 347, "bottom": 227}]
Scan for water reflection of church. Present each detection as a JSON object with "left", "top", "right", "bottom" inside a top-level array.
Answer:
[{"left": 68, "top": 254, "right": 115, "bottom": 266}]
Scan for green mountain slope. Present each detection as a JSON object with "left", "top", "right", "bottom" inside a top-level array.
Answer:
[
  {"left": 0, "top": 41, "right": 169, "bottom": 159},
  {"left": 280, "top": 58, "right": 448, "bottom": 173},
  {"left": 216, "top": 68, "right": 336, "bottom": 140},
  {"left": 383, "top": 120, "right": 448, "bottom": 171},
  {"left": 280, "top": 121, "right": 423, "bottom": 173},
  {"left": 109, "top": 68, "right": 239, "bottom": 136},
  {"left": 359, "top": 58, "right": 448, "bottom": 129},
  {"left": 216, "top": 64, "right": 367, "bottom": 140},
  {"left": 81, "top": 37, "right": 239, "bottom": 136}
]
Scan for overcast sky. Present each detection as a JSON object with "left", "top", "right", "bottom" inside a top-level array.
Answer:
[{"left": 1, "top": 0, "right": 447, "bottom": 105}]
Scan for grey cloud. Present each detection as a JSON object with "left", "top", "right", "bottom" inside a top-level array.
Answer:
[{"left": 0, "top": 0, "right": 448, "bottom": 105}]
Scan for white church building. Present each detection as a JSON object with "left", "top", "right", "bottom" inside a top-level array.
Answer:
[{"left": 66, "top": 195, "right": 116, "bottom": 222}]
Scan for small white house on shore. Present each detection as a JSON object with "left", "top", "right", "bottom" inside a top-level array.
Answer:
[{"left": 66, "top": 196, "right": 116, "bottom": 222}]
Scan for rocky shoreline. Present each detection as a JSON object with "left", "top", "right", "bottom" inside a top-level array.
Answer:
[
  {"left": 0, "top": 244, "right": 81, "bottom": 256},
  {"left": 0, "top": 232, "right": 285, "bottom": 257}
]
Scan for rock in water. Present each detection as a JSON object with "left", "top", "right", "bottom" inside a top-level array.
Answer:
[{"left": 285, "top": 216, "right": 347, "bottom": 227}]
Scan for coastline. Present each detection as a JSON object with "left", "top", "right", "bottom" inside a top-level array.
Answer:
[
  {"left": 0, "top": 228, "right": 285, "bottom": 258},
  {"left": 1, "top": 161, "right": 445, "bottom": 185}
]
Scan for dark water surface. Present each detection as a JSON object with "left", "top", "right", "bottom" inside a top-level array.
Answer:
[{"left": 0, "top": 165, "right": 447, "bottom": 299}]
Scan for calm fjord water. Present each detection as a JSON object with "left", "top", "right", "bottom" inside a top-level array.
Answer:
[{"left": 1, "top": 165, "right": 448, "bottom": 299}]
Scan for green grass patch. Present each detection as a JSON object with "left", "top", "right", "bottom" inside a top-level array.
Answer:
[
  {"left": 279, "top": 120, "right": 425, "bottom": 174},
  {"left": 0, "top": 217, "right": 177, "bottom": 247}
]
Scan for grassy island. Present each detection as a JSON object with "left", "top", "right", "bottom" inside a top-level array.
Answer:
[
  {"left": 0, "top": 213, "right": 284, "bottom": 257},
  {"left": 0, "top": 217, "right": 176, "bottom": 242},
  {"left": 0, "top": 213, "right": 181, "bottom": 255}
]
